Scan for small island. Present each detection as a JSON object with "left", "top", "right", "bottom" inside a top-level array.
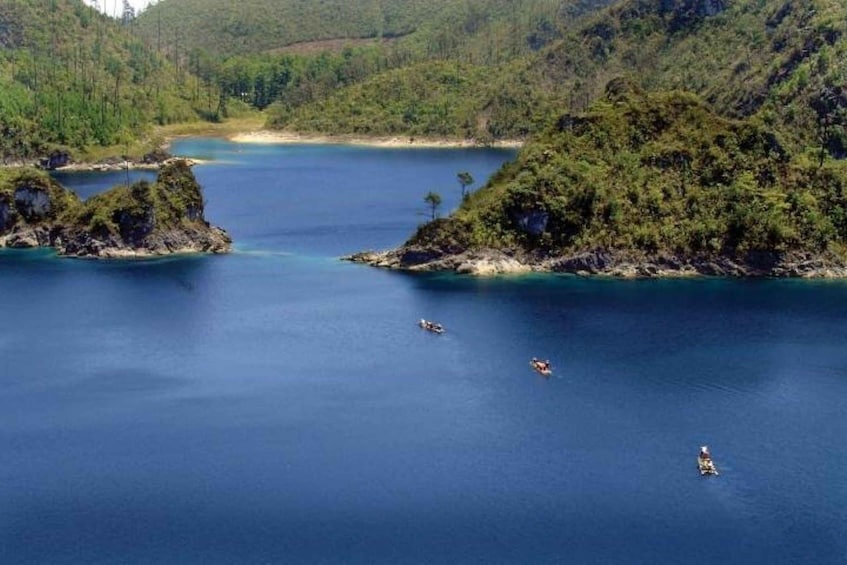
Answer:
[
  {"left": 0, "top": 159, "right": 231, "bottom": 258},
  {"left": 350, "top": 82, "right": 847, "bottom": 278}
]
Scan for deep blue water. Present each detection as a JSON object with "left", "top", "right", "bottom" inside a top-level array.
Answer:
[{"left": 2, "top": 140, "right": 847, "bottom": 564}]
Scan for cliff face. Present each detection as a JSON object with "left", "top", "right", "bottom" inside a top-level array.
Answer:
[
  {"left": 0, "top": 168, "right": 80, "bottom": 248},
  {"left": 0, "top": 160, "right": 231, "bottom": 258}
]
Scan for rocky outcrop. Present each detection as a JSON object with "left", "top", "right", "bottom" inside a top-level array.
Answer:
[
  {"left": 38, "top": 149, "right": 71, "bottom": 171},
  {"left": 0, "top": 201, "right": 10, "bottom": 230},
  {"left": 514, "top": 210, "right": 549, "bottom": 236},
  {"left": 348, "top": 248, "right": 532, "bottom": 276},
  {"left": 0, "top": 160, "right": 231, "bottom": 258},
  {"left": 347, "top": 246, "right": 847, "bottom": 279},
  {"left": 55, "top": 225, "right": 231, "bottom": 258},
  {"left": 0, "top": 168, "right": 77, "bottom": 249},
  {"left": 14, "top": 186, "right": 52, "bottom": 221}
]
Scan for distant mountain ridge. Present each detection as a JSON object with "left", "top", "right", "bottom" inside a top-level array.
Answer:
[{"left": 135, "top": 0, "right": 481, "bottom": 57}]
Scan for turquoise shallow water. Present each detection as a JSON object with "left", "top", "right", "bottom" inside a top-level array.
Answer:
[{"left": 2, "top": 140, "right": 847, "bottom": 564}]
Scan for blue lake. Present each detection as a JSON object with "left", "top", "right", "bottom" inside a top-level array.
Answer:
[{"left": 3, "top": 139, "right": 847, "bottom": 564}]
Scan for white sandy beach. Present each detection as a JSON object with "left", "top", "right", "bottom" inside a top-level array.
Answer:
[{"left": 228, "top": 130, "right": 524, "bottom": 149}]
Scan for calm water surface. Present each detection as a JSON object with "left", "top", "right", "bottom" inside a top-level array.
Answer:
[{"left": 2, "top": 139, "right": 846, "bottom": 564}]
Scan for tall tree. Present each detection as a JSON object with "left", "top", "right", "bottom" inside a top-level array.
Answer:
[
  {"left": 424, "top": 191, "right": 442, "bottom": 219},
  {"left": 457, "top": 171, "right": 474, "bottom": 198}
]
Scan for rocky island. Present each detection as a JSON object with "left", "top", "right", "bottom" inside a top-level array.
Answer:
[
  {"left": 0, "top": 159, "right": 231, "bottom": 258},
  {"left": 350, "top": 82, "right": 847, "bottom": 278}
]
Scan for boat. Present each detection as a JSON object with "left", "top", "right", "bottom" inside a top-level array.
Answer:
[
  {"left": 419, "top": 319, "right": 444, "bottom": 334},
  {"left": 698, "top": 445, "right": 719, "bottom": 475},
  {"left": 530, "top": 358, "right": 552, "bottom": 376}
]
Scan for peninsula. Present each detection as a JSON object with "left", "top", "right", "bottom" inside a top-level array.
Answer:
[
  {"left": 350, "top": 84, "right": 847, "bottom": 278},
  {"left": 0, "top": 160, "right": 231, "bottom": 258}
]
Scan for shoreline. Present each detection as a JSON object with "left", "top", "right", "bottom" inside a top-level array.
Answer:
[
  {"left": 345, "top": 248, "right": 847, "bottom": 279},
  {"left": 227, "top": 130, "right": 524, "bottom": 149}
]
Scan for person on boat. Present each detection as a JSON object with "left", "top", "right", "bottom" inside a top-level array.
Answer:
[
  {"left": 531, "top": 358, "right": 550, "bottom": 372},
  {"left": 699, "top": 446, "right": 712, "bottom": 462}
]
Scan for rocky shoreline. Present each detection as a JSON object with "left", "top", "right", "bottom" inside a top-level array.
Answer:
[
  {"left": 53, "top": 158, "right": 200, "bottom": 173},
  {"left": 346, "top": 247, "right": 847, "bottom": 279}
]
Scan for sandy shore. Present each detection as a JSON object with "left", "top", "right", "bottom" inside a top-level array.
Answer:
[{"left": 228, "top": 130, "right": 524, "bottom": 149}]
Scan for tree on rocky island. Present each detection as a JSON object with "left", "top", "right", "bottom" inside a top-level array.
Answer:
[
  {"left": 457, "top": 171, "right": 474, "bottom": 199},
  {"left": 424, "top": 191, "right": 442, "bottom": 220}
]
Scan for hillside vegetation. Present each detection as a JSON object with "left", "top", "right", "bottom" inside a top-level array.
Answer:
[
  {"left": 276, "top": 0, "right": 847, "bottom": 152},
  {"left": 135, "top": 0, "right": 572, "bottom": 58},
  {"left": 534, "top": 0, "right": 847, "bottom": 154},
  {"left": 2, "top": 0, "right": 606, "bottom": 159},
  {"left": 139, "top": 0, "right": 587, "bottom": 140}
]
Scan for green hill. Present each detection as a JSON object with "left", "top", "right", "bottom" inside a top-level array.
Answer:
[{"left": 358, "top": 83, "right": 847, "bottom": 277}]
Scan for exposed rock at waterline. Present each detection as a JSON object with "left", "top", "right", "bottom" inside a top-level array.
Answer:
[{"left": 346, "top": 247, "right": 847, "bottom": 279}]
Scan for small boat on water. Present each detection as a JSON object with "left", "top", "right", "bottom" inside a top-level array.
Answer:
[
  {"left": 419, "top": 319, "right": 444, "bottom": 334},
  {"left": 530, "top": 358, "right": 552, "bottom": 376},
  {"left": 698, "top": 446, "right": 719, "bottom": 476}
]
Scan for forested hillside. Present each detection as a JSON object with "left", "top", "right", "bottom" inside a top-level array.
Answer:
[
  {"left": 535, "top": 0, "right": 847, "bottom": 155},
  {"left": 278, "top": 0, "right": 847, "bottom": 152},
  {"left": 0, "top": 0, "right": 222, "bottom": 162},
  {"left": 135, "top": 0, "right": 572, "bottom": 58},
  {"left": 138, "top": 0, "right": 589, "bottom": 135}
]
